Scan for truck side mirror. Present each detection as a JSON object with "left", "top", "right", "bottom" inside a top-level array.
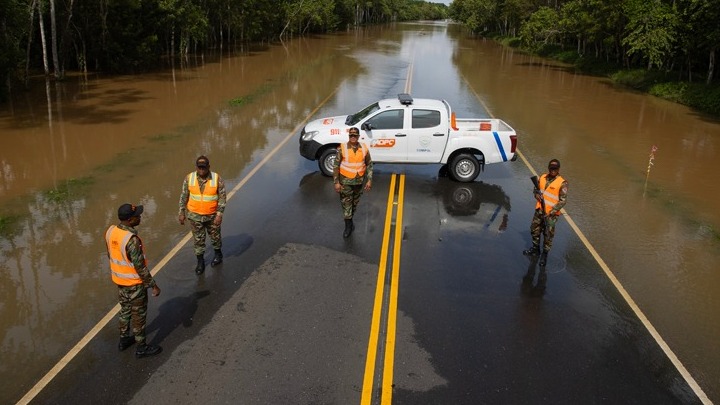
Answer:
[{"left": 361, "top": 122, "right": 372, "bottom": 131}]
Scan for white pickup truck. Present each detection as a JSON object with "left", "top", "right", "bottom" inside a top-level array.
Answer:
[{"left": 298, "top": 94, "right": 517, "bottom": 182}]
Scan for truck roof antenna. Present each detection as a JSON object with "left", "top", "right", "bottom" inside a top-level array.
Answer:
[{"left": 398, "top": 93, "right": 413, "bottom": 106}]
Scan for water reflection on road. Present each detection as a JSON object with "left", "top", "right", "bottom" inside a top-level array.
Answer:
[
  {"left": 0, "top": 20, "right": 719, "bottom": 403},
  {"left": 0, "top": 36, "right": 361, "bottom": 402},
  {"left": 453, "top": 34, "right": 720, "bottom": 402}
]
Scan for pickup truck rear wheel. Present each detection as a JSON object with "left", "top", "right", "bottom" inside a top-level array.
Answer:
[
  {"left": 318, "top": 148, "right": 338, "bottom": 177},
  {"left": 450, "top": 153, "right": 480, "bottom": 182}
]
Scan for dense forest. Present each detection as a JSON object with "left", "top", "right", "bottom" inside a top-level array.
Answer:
[
  {"left": 448, "top": 0, "right": 720, "bottom": 115},
  {"left": 2, "top": 0, "right": 719, "bottom": 114},
  {"left": 0, "top": 0, "right": 448, "bottom": 101}
]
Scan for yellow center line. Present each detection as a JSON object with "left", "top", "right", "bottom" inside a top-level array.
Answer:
[
  {"left": 361, "top": 173, "right": 397, "bottom": 405},
  {"left": 381, "top": 174, "right": 405, "bottom": 405},
  {"left": 359, "top": 57, "right": 413, "bottom": 404},
  {"left": 405, "top": 62, "right": 414, "bottom": 94}
]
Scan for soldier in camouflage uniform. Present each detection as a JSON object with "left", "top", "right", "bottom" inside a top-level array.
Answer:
[
  {"left": 333, "top": 127, "right": 373, "bottom": 238},
  {"left": 179, "top": 155, "right": 227, "bottom": 274},
  {"left": 523, "top": 159, "right": 568, "bottom": 266},
  {"left": 105, "top": 203, "right": 162, "bottom": 358}
]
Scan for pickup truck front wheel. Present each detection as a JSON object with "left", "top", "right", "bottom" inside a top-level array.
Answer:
[
  {"left": 318, "top": 148, "right": 338, "bottom": 177},
  {"left": 450, "top": 153, "right": 480, "bottom": 182}
]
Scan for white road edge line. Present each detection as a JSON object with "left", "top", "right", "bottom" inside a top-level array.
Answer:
[
  {"left": 466, "top": 77, "right": 710, "bottom": 404},
  {"left": 16, "top": 87, "right": 344, "bottom": 405}
]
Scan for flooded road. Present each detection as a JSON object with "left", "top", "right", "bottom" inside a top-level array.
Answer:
[
  {"left": 452, "top": 36, "right": 720, "bottom": 399},
  {"left": 1, "top": 21, "right": 719, "bottom": 403}
]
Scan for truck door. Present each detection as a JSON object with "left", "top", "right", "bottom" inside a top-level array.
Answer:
[
  {"left": 405, "top": 108, "right": 446, "bottom": 162},
  {"left": 360, "top": 109, "right": 407, "bottom": 162}
]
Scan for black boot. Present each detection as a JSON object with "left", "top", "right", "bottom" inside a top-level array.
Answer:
[
  {"left": 195, "top": 255, "right": 205, "bottom": 275},
  {"left": 523, "top": 245, "right": 540, "bottom": 256},
  {"left": 539, "top": 251, "right": 548, "bottom": 267},
  {"left": 343, "top": 218, "right": 354, "bottom": 238},
  {"left": 211, "top": 249, "right": 223, "bottom": 267},
  {"left": 135, "top": 343, "right": 162, "bottom": 358},
  {"left": 118, "top": 336, "right": 135, "bottom": 352}
]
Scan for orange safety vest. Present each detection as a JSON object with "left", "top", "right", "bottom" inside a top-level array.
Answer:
[
  {"left": 187, "top": 171, "right": 219, "bottom": 215},
  {"left": 535, "top": 174, "right": 565, "bottom": 215},
  {"left": 105, "top": 225, "right": 145, "bottom": 286},
  {"left": 339, "top": 143, "right": 368, "bottom": 178}
]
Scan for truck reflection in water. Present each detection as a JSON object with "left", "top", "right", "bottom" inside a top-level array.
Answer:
[{"left": 434, "top": 177, "right": 510, "bottom": 234}]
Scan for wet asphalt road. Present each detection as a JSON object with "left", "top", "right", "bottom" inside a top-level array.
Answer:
[{"left": 27, "top": 144, "right": 701, "bottom": 404}]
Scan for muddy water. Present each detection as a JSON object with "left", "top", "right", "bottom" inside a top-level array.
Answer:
[
  {"left": 1, "top": 22, "right": 719, "bottom": 402},
  {"left": 454, "top": 37, "right": 720, "bottom": 397},
  {"left": 0, "top": 39, "right": 362, "bottom": 402}
]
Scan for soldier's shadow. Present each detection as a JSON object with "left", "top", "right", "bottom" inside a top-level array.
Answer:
[
  {"left": 146, "top": 290, "right": 211, "bottom": 345},
  {"left": 219, "top": 233, "right": 253, "bottom": 260},
  {"left": 521, "top": 257, "right": 547, "bottom": 298}
]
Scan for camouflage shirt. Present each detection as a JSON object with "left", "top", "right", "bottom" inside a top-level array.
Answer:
[
  {"left": 332, "top": 143, "right": 374, "bottom": 186},
  {"left": 178, "top": 171, "right": 227, "bottom": 222},
  {"left": 116, "top": 223, "right": 156, "bottom": 288}
]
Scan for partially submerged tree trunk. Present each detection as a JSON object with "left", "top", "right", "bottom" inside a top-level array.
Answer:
[
  {"left": 50, "top": 0, "right": 61, "bottom": 79},
  {"left": 38, "top": 1, "right": 50, "bottom": 77},
  {"left": 708, "top": 48, "right": 715, "bottom": 85},
  {"left": 25, "top": 0, "right": 38, "bottom": 87}
]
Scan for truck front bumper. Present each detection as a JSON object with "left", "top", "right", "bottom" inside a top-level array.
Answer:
[{"left": 299, "top": 139, "right": 323, "bottom": 161}]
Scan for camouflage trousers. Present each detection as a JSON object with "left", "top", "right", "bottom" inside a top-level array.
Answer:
[
  {"left": 339, "top": 183, "right": 364, "bottom": 219},
  {"left": 529, "top": 208, "right": 559, "bottom": 252},
  {"left": 190, "top": 217, "right": 222, "bottom": 256},
  {"left": 118, "top": 284, "right": 148, "bottom": 344}
]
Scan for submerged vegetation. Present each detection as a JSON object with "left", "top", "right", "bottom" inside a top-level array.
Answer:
[
  {"left": 44, "top": 177, "right": 95, "bottom": 203},
  {"left": 230, "top": 83, "right": 276, "bottom": 107},
  {"left": 450, "top": 0, "right": 720, "bottom": 117},
  {"left": 0, "top": 216, "right": 19, "bottom": 237}
]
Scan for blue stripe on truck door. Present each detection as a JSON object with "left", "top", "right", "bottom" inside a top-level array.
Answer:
[{"left": 492, "top": 132, "right": 508, "bottom": 161}]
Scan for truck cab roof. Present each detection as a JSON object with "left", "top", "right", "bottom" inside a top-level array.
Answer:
[{"left": 376, "top": 94, "right": 448, "bottom": 112}]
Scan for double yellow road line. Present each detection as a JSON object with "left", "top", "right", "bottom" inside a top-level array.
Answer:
[
  {"left": 361, "top": 173, "right": 406, "bottom": 405},
  {"left": 361, "top": 59, "right": 415, "bottom": 405}
]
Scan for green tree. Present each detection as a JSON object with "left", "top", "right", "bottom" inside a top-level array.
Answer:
[
  {"left": 0, "top": 0, "right": 28, "bottom": 100},
  {"left": 621, "top": 0, "right": 678, "bottom": 70},
  {"left": 678, "top": 0, "right": 720, "bottom": 83},
  {"left": 519, "top": 6, "right": 560, "bottom": 50},
  {"left": 499, "top": 0, "right": 535, "bottom": 37},
  {"left": 159, "top": 0, "right": 209, "bottom": 58}
]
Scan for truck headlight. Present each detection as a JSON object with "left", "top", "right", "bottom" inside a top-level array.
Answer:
[{"left": 301, "top": 130, "right": 318, "bottom": 141}]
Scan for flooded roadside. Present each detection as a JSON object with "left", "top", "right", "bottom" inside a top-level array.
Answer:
[
  {"left": 0, "top": 36, "right": 362, "bottom": 402},
  {"left": 1, "top": 21, "right": 719, "bottom": 403},
  {"left": 452, "top": 36, "right": 720, "bottom": 400}
]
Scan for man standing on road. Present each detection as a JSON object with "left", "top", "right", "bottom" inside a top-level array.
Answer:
[
  {"left": 333, "top": 127, "right": 373, "bottom": 238},
  {"left": 178, "top": 155, "right": 227, "bottom": 274},
  {"left": 105, "top": 203, "right": 162, "bottom": 358},
  {"left": 523, "top": 159, "right": 568, "bottom": 266}
]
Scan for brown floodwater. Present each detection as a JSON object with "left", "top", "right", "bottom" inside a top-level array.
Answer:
[
  {"left": 454, "top": 36, "right": 720, "bottom": 399},
  {"left": 1, "top": 22, "right": 719, "bottom": 403}
]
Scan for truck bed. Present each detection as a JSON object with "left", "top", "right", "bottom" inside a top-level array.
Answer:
[{"left": 453, "top": 118, "right": 513, "bottom": 132}]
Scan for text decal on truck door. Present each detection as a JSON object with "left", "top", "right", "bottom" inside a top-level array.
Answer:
[{"left": 370, "top": 139, "right": 396, "bottom": 148}]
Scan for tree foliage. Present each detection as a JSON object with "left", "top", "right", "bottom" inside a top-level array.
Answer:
[
  {"left": 449, "top": 0, "right": 718, "bottom": 84},
  {"left": 0, "top": 0, "right": 448, "bottom": 99},
  {"left": 0, "top": 0, "right": 29, "bottom": 101}
]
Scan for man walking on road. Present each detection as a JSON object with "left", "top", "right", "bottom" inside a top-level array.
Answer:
[
  {"left": 105, "top": 203, "right": 162, "bottom": 358},
  {"left": 333, "top": 127, "right": 373, "bottom": 238},
  {"left": 179, "top": 155, "right": 227, "bottom": 274},
  {"left": 523, "top": 159, "right": 568, "bottom": 266}
]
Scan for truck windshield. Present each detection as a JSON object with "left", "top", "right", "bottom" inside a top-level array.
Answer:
[{"left": 346, "top": 102, "right": 380, "bottom": 125}]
